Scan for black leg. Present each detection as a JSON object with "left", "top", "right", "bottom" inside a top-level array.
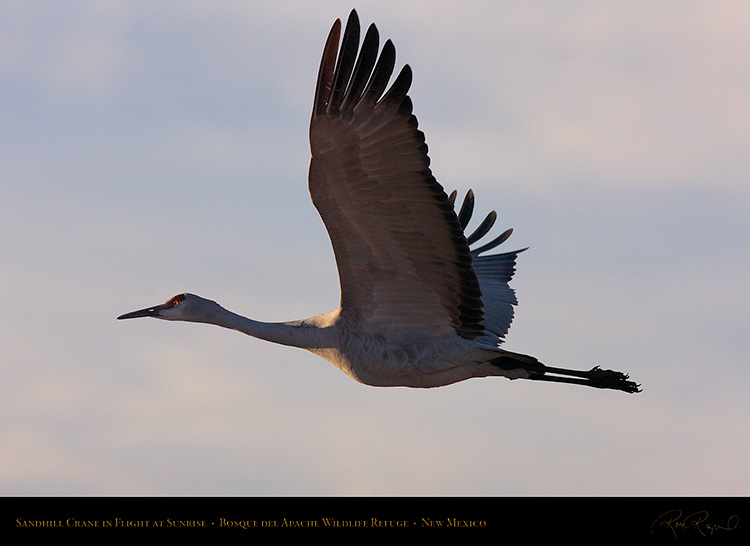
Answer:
[
  {"left": 527, "top": 365, "right": 641, "bottom": 393},
  {"left": 491, "top": 354, "right": 641, "bottom": 394}
]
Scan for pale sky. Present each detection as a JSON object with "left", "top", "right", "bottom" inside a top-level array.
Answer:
[{"left": 2, "top": 0, "right": 749, "bottom": 495}]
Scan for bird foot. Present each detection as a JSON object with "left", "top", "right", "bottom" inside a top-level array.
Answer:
[{"left": 587, "top": 366, "right": 642, "bottom": 393}]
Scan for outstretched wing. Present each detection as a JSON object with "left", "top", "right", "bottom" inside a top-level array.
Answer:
[
  {"left": 308, "top": 10, "right": 483, "bottom": 338},
  {"left": 450, "top": 190, "right": 527, "bottom": 346}
]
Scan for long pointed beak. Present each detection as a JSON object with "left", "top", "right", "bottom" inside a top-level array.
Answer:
[{"left": 117, "top": 304, "right": 164, "bottom": 320}]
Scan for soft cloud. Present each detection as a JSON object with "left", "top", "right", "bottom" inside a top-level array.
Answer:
[{"left": 2, "top": 1, "right": 748, "bottom": 497}]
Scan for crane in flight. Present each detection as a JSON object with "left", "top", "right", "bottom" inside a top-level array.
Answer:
[{"left": 119, "top": 10, "right": 640, "bottom": 393}]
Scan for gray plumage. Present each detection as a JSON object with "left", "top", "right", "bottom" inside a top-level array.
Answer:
[{"left": 118, "top": 10, "right": 640, "bottom": 394}]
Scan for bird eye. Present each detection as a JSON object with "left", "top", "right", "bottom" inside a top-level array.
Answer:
[{"left": 173, "top": 299, "right": 179, "bottom": 306}]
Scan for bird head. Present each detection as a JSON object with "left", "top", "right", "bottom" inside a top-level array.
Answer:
[{"left": 117, "top": 293, "right": 222, "bottom": 323}]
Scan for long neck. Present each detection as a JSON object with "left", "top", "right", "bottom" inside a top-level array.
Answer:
[{"left": 206, "top": 306, "right": 337, "bottom": 350}]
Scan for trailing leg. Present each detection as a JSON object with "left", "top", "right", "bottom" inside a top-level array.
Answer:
[{"left": 490, "top": 352, "right": 641, "bottom": 394}]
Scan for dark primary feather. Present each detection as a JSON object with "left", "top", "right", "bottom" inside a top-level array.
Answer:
[{"left": 450, "top": 190, "right": 526, "bottom": 344}]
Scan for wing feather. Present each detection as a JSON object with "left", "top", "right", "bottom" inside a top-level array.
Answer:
[
  {"left": 308, "top": 10, "right": 484, "bottom": 338},
  {"left": 452, "top": 190, "right": 527, "bottom": 346}
]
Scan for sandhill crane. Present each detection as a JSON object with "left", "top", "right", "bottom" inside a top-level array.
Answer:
[{"left": 118, "top": 10, "right": 640, "bottom": 393}]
